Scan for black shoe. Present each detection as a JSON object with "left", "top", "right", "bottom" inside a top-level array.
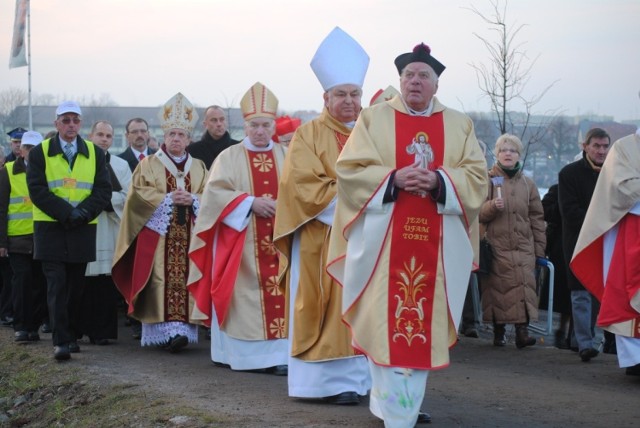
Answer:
[
  {"left": 28, "top": 331, "right": 40, "bottom": 342},
  {"left": 167, "top": 335, "right": 188, "bottom": 353},
  {"left": 462, "top": 326, "right": 479, "bottom": 338},
  {"left": 54, "top": 344, "right": 71, "bottom": 361},
  {"left": 625, "top": 363, "right": 640, "bottom": 376},
  {"left": 579, "top": 348, "right": 598, "bottom": 362},
  {"left": 603, "top": 340, "right": 617, "bottom": 355},
  {"left": 265, "top": 365, "right": 288, "bottom": 376},
  {"left": 90, "top": 337, "right": 110, "bottom": 345},
  {"left": 554, "top": 330, "right": 570, "bottom": 350},
  {"left": 1, "top": 316, "right": 14, "bottom": 327},
  {"left": 40, "top": 323, "right": 51, "bottom": 333},
  {"left": 323, "top": 391, "right": 360, "bottom": 405},
  {"left": 213, "top": 361, "right": 231, "bottom": 368},
  {"left": 14, "top": 331, "right": 29, "bottom": 342},
  {"left": 416, "top": 411, "right": 432, "bottom": 424},
  {"left": 68, "top": 341, "right": 80, "bottom": 353},
  {"left": 131, "top": 324, "right": 142, "bottom": 340}
]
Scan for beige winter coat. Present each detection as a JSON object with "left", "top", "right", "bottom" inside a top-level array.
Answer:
[{"left": 479, "top": 165, "right": 546, "bottom": 324}]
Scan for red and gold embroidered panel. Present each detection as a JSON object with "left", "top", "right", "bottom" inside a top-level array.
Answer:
[
  {"left": 387, "top": 111, "right": 444, "bottom": 367},
  {"left": 247, "top": 149, "right": 286, "bottom": 339}
]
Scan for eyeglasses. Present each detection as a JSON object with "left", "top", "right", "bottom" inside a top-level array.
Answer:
[
  {"left": 499, "top": 148, "right": 518, "bottom": 154},
  {"left": 59, "top": 117, "right": 81, "bottom": 125}
]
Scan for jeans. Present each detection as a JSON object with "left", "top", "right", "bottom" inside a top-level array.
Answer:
[{"left": 570, "top": 290, "right": 597, "bottom": 351}]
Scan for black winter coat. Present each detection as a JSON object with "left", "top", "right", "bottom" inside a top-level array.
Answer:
[
  {"left": 187, "top": 131, "right": 239, "bottom": 170},
  {"left": 26, "top": 135, "right": 111, "bottom": 263},
  {"left": 558, "top": 153, "right": 600, "bottom": 291}
]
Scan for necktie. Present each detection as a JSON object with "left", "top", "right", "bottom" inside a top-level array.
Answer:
[
  {"left": 138, "top": 153, "right": 145, "bottom": 161},
  {"left": 64, "top": 143, "right": 74, "bottom": 162}
]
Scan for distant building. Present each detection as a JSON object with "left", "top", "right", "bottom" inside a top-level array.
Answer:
[{"left": 4, "top": 105, "right": 246, "bottom": 153}]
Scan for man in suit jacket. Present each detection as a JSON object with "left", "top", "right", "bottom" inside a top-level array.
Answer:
[{"left": 118, "top": 118, "right": 157, "bottom": 173}]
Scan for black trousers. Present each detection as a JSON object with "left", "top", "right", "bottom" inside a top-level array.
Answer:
[
  {"left": 10, "top": 254, "right": 47, "bottom": 332},
  {"left": 41, "top": 261, "right": 86, "bottom": 346},
  {"left": 0, "top": 257, "right": 14, "bottom": 319},
  {"left": 79, "top": 274, "right": 119, "bottom": 340}
]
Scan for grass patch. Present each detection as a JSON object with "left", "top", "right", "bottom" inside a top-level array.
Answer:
[{"left": 0, "top": 344, "right": 230, "bottom": 427}]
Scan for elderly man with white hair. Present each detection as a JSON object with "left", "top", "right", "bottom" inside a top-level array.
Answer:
[
  {"left": 113, "top": 93, "right": 207, "bottom": 354},
  {"left": 188, "top": 82, "right": 289, "bottom": 375},
  {"left": 327, "top": 43, "right": 488, "bottom": 427},
  {"left": 273, "top": 27, "right": 372, "bottom": 406}
]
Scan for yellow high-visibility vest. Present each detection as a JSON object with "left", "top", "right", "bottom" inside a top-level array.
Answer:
[
  {"left": 32, "top": 139, "right": 98, "bottom": 224},
  {"left": 5, "top": 161, "right": 33, "bottom": 235}
]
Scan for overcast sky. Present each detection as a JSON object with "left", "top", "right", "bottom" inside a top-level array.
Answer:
[{"left": 1, "top": 0, "right": 639, "bottom": 122}]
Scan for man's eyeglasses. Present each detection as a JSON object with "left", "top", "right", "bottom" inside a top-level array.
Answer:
[{"left": 59, "top": 117, "right": 81, "bottom": 125}]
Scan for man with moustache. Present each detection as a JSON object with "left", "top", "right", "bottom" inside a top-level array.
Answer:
[
  {"left": 273, "top": 27, "right": 371, "bottom": 405},
  {"left": 187, "top": 105, "right": 239, "bottom": 169},
  {"left": 27, "top": 101, "right": 111, "bottom": 360},
  {"left": 79, "top": 121, "right": 131, "bottom": 345},
  {"left": 117, "top": 117, "right": 155, "bottom": 339},
  {"left": 118, "top": 118, "right": 156, "bottom": 173}
]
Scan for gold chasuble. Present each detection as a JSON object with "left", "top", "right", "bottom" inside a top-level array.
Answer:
[
  {"left": 327, "top": 96, "right": 488, "bottom": 370},
  {"left": 189, "top": 143, "right": 287, "bottom": 341},
  {"left": 112, "top": 151, "right": 208, "bottom": 324},
  {"left": 274, "top": 108, "right": 360, "bottom": 361}
]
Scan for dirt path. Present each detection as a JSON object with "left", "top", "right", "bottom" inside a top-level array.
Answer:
[{"left": 2, "top": 320, "right": 638, "bottom": 427}]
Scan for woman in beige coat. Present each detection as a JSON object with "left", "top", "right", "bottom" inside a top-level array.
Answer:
[{"left": 479, "top": 134, "right": 546, "bottom": 348}]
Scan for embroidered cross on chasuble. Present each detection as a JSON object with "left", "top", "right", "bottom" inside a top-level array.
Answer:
[
  {"left": 247, "top": 148, "right": 286, "bottom": 339},
  {"left": 387, "top": 111, "right": 445, "bottom": 368}
]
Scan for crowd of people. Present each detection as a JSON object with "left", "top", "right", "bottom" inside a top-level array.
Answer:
[{"left": 1, "top": 25, "right": 639, "bottom": 428}]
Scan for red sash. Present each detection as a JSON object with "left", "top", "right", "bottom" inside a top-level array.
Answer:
[
  {"left": 247, "top": 149, "right": 286, "bottom": 339},
  {"left": 387, "top": 111, "right": 444, "bottom": 367}
]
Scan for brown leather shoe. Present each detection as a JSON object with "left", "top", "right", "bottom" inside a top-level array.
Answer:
[{"left": 515, "top": 324, "right": 536, "bottom": 349}]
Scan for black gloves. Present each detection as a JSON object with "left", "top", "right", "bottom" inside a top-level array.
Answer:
[{"left": 66, "top": 207, "right": 90, "bottom": 228}]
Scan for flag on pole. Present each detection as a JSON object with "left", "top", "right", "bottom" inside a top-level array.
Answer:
[{"left": 9, "top": 0, "right": 29, "bottom": 69}]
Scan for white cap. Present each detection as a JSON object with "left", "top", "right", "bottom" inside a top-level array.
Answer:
[
  {"left": 20, "top": 131, "right": 43, "bottom": 147},
  {"left": 55, "top": 100, "right": 82, "bottom": 116},
  {"left": 310, "top": 27, "right": 369, "bottom": 91}
]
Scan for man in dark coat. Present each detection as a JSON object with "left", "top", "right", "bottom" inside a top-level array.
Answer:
[
  {"left": 558, "top": 127, "right": 610, "bottom": 362},
  {"left": 187, "top": 105, "right": 239, "bottom": 169},
  {"left": 27, "top": 101, "right": 111, "bottom": 360},
  {"left": 117, "top": 118, "right": 157, "bottom": 173}
]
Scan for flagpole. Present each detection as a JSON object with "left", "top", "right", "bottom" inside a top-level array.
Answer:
[{"left": 27, "top": 0, "right": 32, "bottom": 129}]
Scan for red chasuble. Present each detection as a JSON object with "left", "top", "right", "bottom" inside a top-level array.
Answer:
[
  {"left": 572, "top": 214, "right": 640, "bottom": 335},
  {"left": 387, "top": 111, "right": 444, "bottom": 367},
  {"left": 247, "top": 149, "right": 286, "bottom": 339}
]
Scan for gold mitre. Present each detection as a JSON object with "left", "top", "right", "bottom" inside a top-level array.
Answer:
[
  {"left": 158, "top": 92, "right": 199, "bottom": 133},
  {"left": 240, "top": 82, "right": 278, "bottom": 120}
]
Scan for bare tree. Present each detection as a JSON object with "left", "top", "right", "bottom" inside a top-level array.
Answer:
[
  {"left": 0, "top": 87, "right": 28, "bottom": 130},
  {"left": 466, "top": 0, "right": 559, "bottom": 168}
]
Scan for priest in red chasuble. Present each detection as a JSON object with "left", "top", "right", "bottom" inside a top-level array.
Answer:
[
  {"left": 327, "top": 43, "right": 488, "bottom": 427},
  {"left": 188, "top": 82, "right": 288, "bottom": 375},
  {"left": 273, "top": 27, "right": 372, "bottom": 405},
  {"left": 112, "top": 93, "right": 208, "bottom": 353},
  {"left": 571, "top": 130, "right": 640, "bottom": 377}
]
